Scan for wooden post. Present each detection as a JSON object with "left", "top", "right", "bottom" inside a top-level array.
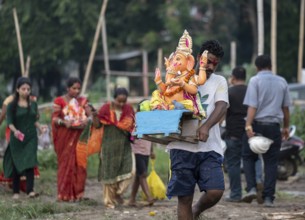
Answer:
[
  {"left": 24, "top": 56, "right": 31, "bottom": 77},
  {"left": 81, "top": 0, "right": 108, "bottom": 95},
  {"left": 157, "top": 48, "right": 163, "bottom": 71},
  {"left": 257, "top": 0, "right": 264, "bottom": 55},
  {"left": 101, "top": 17, "right": 111, "bottom": 101},
  {"left": 271, "top": 0, "right": 277, "bottom": 74},
  {"left": 298, "top": 0, "right": 305, "bottom": 83},
  {"left": 13, "top": 8, "right": 25, "bottom": 76},
  {"left": 142, "top": 50, "right": 149, "bottom": 97},
  {"left": 230, "top": 41, "right": 236, "bottom": 69}
]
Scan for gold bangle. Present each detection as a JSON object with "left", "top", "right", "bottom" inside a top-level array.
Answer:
[{"left": 199, "top": 67, "right": 206, "bottom": 71}]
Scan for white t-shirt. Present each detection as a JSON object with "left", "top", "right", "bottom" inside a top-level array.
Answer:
[{"left": 167, "top": 73, "right": 229, "bottom": 156}]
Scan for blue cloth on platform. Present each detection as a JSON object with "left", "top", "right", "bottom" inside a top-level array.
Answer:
[{"left": 133, "top": 110, "right": 190, "bottom": 137}]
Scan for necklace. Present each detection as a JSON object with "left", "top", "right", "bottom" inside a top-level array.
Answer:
[{"left": 163, "top": 69, "right": 195, "bottom": 97}]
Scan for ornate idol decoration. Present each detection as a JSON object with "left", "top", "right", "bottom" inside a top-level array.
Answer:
[{"left": 147, "top": 30, "right": 208, "bottom": 118}]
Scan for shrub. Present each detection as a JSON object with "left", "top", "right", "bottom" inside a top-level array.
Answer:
[
  {"left": 290, "top": 106, "right": 305, "bottom": 158},
  {"left": 37, "top": 149, "right": 57, "bottom": 171}
]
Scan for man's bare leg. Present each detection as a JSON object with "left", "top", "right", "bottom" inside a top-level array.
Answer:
[
  {"left": 177, "top": 195, "right": 194, "bottom": 220},
  {"left": 128, "top": 176, "right": 139, "bottom": 206},
  {"left": 192, "top": 190, "right": 224, "bottom": 219}
]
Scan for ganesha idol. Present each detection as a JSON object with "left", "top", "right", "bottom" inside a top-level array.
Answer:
[
  {"left": 149, "top": 30, "right": 208, "bottom": 119},
  {"left": 62, "top": 98, "right": 87, "bottom": 126}
]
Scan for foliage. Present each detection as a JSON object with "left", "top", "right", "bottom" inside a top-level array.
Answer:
[
  {"left": 106, "top": 0, "right": 165, "bottom": 51},
  {"left": 290, "top": 106, "right": 305, "bottom": 141},
  {"left": 0, "top": 0, "right": 100, "bottom": 99},
  {"left": 0, "top": 0, "right": 100, "bottom": 71},
  {"left": 264, "top": 1, "right": 301, "bottom": 81},
  {"left": 0, "top": 0, "right": 303, "bottom": 101},
  {"left": 290, "top": 106, "right": 305, "bottom": 158},
  {"left": 148, "top": 145, "right": 169, "bottom": 183},
  {"left": 37, "top": 149, "right": 57, "bottom": 171},
  {"left": 38, "top": 107, "right": 52, "bottom": 124}
]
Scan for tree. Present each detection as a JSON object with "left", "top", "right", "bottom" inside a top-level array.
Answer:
[
  {"left": 264, "top": 1, "right": 300, "bottom": 81},
  {"left": 0, "top": 0, "right": 101, "bottom": 98},
  {"left": 0, "top": 0, "right": 303, "bottom": 102}
]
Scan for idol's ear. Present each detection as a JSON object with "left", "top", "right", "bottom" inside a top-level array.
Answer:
[{"left": 186, "top": 55, "right": 195, "bottom": 71}]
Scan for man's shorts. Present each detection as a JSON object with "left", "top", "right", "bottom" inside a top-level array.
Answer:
[
  {"left": 167, "top": 149, "right": 224, "bottom": 198},
  {"left": 135, "top": 154, "right": 149, "bottom": 176}
]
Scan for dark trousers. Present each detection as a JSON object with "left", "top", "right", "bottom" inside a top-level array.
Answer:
[
  {"left": 242, "top": 123, "right": 281, "bottom": 201},
  {"left": 12, "top": 165, "right": 34, "bottom": 194},
  {"left": 225, "top": 138, "right": 242, "bottom": 200}
]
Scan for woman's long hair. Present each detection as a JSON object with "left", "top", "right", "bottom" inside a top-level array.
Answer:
[{"left": 11, "top": 77, "right": 32, "bottom": 124}]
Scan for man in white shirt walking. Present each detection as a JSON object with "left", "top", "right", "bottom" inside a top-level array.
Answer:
[{"left": 167, "top": 40, "right": 228, "bottom": 220}]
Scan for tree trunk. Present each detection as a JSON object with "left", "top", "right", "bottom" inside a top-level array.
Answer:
[{"left": 245, "top": 0, "right": 258, "bottom": 64}]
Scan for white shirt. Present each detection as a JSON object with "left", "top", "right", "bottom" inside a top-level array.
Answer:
[{"left": 167, "top": 73, "right": 229, "bottom": 156}]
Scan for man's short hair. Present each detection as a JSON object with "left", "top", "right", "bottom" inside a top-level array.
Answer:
[
  {"left": 199, "top": 40, "right": 224, "bottom": 58},
  {"left": 255, "top": 55, "right": 272, "bottom": 69},
  {"left": 232, "top": 66, "right": 246, "bottom": 80}
]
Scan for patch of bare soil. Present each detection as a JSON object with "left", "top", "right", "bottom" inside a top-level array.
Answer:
[{"left": 62, "top": 169, "right": 305, "bottom": 220}]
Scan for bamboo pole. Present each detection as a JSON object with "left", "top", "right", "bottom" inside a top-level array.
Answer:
[
  {"left": 24, "top": 55, "right": 31, "bottom": 77},
  {"left": 13, "top": 8, "right": 25, "bottom": 76},
  {"left": 257, "top": 0, "right": 264, "bottom": 55},
  {"left": 101, "top": 17, "right": 111, "bottom": 101},
  {"left": 81, "top": 0, "right": 108, "bottom": 95},
  {"left": 230, "top": 41, "right": 236, "bottom": 69},
  {"left": 157, "top": 48, "right": 163, "bottom": 71},
  {"left": 271, "top": 0, "right": 277, "bottom": 74},
  {"left": 298, "top": 0, "right": 305, "bottom": 83},
  {"left": 142, "top": 50, "right": 149, "bottom": 97}
]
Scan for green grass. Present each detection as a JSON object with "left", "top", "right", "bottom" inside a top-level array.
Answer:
[
  {"left": 0, "top": 144, "right": 171, "bottom": 219},
  {"left": 0, "top": 198, "right": 95, "bottom": 220},
  {"left": 82, "top": 143, "right": 170, "bottom": 182},
  {"left": 149, "top": 144, "right": 170, "bottom": 183}
]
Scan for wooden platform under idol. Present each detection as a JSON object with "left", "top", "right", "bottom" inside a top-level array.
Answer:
[{"left": 133, "top": 110, "right": 201, "bottom": 145}]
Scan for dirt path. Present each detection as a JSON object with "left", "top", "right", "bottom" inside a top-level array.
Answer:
[{"left": 62, "top": 171, "right": 305, "bottom": 220}]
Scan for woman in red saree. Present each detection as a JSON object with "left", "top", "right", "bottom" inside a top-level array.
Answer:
[
  {"left": 94, "top": 87, "right": 135, "bottom": 209},
  {"left": 51, "top": 77, "right": 90, "bottom": 202}
]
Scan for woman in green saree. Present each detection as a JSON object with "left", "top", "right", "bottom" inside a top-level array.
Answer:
[{"left": 94, "top": 87, "right": 135, "bottom": 209}]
